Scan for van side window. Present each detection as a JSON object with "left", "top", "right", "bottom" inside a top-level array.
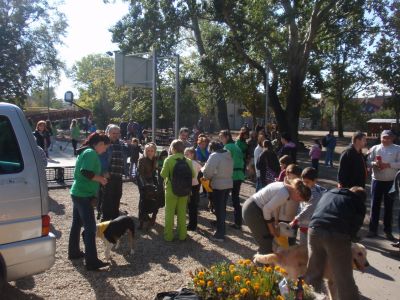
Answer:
[{"left": 0, "top": 115, "right": 24, "bottom": 174}]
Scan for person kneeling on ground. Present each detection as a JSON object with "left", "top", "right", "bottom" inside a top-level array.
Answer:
[{"left": 242, "top": 179, "right": 311, "bottom": 254}]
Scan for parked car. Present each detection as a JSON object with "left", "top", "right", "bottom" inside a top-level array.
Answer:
[{"left": 0, "top": 102, "right": 56, "bottom": 291}]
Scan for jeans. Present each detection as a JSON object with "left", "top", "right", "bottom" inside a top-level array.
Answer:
[
  {"left": 101, "top": 175, "right": 123, "bottom": 221},
  {"left": 369, "top": 179, "right": 394, "bottom": 233},
  {"left": 188, "top": 184, "right": 200, "bottom": 229},
  {"left": 68, "top": 195, "right": 99, "bottom": 265},
  {"left": 306, "top": 228, "right": 359, "bottom": 300},
  {"left": 231, "top": 180, "right": 243, "bottom": 226},
  {"left": 324, "top": 148, "right": 334, "bottom": 166},
  {"left": 242, "top": 197, "right": 273, "bottom": 254},
  {"left": 255, "top": 177, "right": 263, "bottom": 192},
  {"left": 311, "top": 158, "right": 319, "bottom": 172},
  {"left": 211, "top": 189, "right": 229, "bottom": 239}
]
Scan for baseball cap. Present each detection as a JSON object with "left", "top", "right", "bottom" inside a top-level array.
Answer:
[{"left": 381, "top": 130, "right": 395, "bottom": 137}]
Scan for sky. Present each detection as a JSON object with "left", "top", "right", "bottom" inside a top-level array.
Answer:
[{"left": 55, "top": 0, "right": 129, "bottom": 99}]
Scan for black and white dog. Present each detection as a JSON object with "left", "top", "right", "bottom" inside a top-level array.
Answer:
[{"left": 95, "top": 215, "right": 136, "bottom": 260}]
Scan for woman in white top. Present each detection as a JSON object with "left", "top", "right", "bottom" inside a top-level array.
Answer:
[{"left": 242, "top": 179, "right": 311, "bottom": 254}]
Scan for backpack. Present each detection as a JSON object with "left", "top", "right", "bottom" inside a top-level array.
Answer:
[{"left": 171, "top": 158, "right": 192, "bottom": 196}]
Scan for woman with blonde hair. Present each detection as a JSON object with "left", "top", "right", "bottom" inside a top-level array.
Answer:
[{"left": 137, "top": 142, "right": 159, "bottom": 229}]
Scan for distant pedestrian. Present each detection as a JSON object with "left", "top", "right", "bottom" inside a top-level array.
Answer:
[
  {"left": 254, "top": 131, "right": 267, "bottom": 191},
  {"left": 236, "top": 127, "right": 250, "bottom": 172},
  {"left": 128, "top": 138, "right": 143, "bottom": 178},
  {"left": 322, "top": 129, "right": 336, "bottom": 167},
  {"left": 367, "top": 130, "right": 400, "bottom": 240},
  {"left": 309, "top": 139, "right": 322, "bottom": 172},
  {"left": 338, "top": 131, "right": 367, "bottom": 188},
  {"left": 70, "top": 119, "right": 80, "bottom": 156}
]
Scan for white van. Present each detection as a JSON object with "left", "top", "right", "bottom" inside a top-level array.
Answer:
[{"left": 0, "top": 102, "right": 56, "bottom": 291}]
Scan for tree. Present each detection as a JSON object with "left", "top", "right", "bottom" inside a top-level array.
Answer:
[
  {"left": 71, "top": 54, "right": 131, "bottom": 129},
  {"left": 110, "top": 0, "right": 232, "bottom": 129},
  {"left": 0, "top": 0, "right": 66, "bottom": 106}
]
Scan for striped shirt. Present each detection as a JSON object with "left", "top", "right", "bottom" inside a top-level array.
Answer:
[{"left": 295, "top": 184, "right": 326, "bottom": 227}]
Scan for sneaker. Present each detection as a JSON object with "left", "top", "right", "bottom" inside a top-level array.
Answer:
[
  {"left": 230, "top": 224, "right": 242, "bottom": 230},
  {"left": 385, "top": 232, "right": 396, "bottom": 241},
  {"left": 86, "top": 260, "right": 109, "bottom": 271},
  {"left": 391, "top": 241, "right": 400, "bottom": 248},
  {"left": 68, "top": 251, "right": 85, "bottom": 260},
  {"left": 210, "top": 235, "right": 224, "bottom": 242},
  {"left": 366, "top": 231, "right": 377, "bottom": 238}
]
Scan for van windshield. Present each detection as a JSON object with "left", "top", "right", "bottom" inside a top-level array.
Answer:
[{"left": 0, "top": 115, "right": 23, "bottom": 174}]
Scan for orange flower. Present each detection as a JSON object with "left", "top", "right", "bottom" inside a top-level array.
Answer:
[
  {"left": 198, "top": 271, "right": 204, "bottom": 278},
  {"left": 198, "top": 280, "right": 205, "bottom": 286},
  {"left": 234, "top": 275, "right": 241, "bottom": 282},
  {"left": 207, "top": 280, "right": 213, "bottom": 287},
  {"left": 240, "top": 288, "right": 248, "bottom": 295},
  {"left": 246, "top": 280, "right": 251, "bottom": 286},
  {"left": 244, "top": 259, "right": 252, "bottom": 265},
  {"left": 276, "top": 295, "right": 285, "bottom": 300}
]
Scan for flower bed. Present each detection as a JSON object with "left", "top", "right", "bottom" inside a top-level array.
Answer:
[{"left": 190, "top": 259, "right": 316, "bottom": 300}]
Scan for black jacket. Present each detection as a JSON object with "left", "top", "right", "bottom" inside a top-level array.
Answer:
[
  {"left": 337, "top": 145, "right": 367, "bottom": 188},
  {"left": 309, "top": 188, "right": 366, "bottom": 240}
]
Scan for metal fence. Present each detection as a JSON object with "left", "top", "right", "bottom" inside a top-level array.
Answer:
[{"left": 45, "top": 166, "right": 133, "bottom": 189}]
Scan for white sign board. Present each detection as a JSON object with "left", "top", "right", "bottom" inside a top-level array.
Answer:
[{"left": 115, "top": 52, "right": 153, "bottom": 89}]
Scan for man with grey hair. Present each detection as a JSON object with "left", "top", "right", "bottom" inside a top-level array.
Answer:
[
  {"left": 99, "top": 124, "right": 128, "bottom": 221},
  {"left": 367, "top": 129, "right": 400, "bottom": 240},
  {"left": 179, "top": 127, "right": 192, "bottom": 148}
]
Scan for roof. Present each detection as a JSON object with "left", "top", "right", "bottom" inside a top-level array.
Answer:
[{"left": 367, "top": 119, "right": 397, "bottom": 123}]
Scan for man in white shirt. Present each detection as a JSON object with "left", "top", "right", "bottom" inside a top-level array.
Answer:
[{"left": 367, "top": 130, "right": 400, "bottom": 240}]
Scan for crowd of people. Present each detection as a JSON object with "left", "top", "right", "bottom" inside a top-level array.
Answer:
[{"left": 61, "top": 121, "right": 400, "bottom": 299}]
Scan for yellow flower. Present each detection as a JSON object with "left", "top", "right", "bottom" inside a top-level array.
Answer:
[
  {"left": 246, "top": 280, "right": 251, "bottom": 286},
  {"left": 193, "top": 278, "right": 198, "bottom": 284},
  {"left": 240, "top": 288, "right": 248, "bottom": 295},
  {"left": 252, "top": 271, "right": 258, "bottom": 276},
  {"left": 207, "top": 280, "right": 213, "bottom": 287},
  {"left": 221, "top": 271, "right": 227, "bottom": 276},
  {"left": 279, "top": 267, "right": 287, "bottom": 274},
  {"left": 244, "top": 259, "right": 252, "bottom": 265},
  {"left": 198, "top": 271, "right": 204, "bottom": 278},
  {"left": 217, "top": 287, "right": 223, "bottom": 293},
  {"left": 198, "top": 280, "right": 205, "bottom": 286},
  {"left": 234, "top": 275, "right": 241, "bottom": 282},
  {"left": 238, "top": 259, "right": 244, "bottom": 264},
  {"left": 276, "top": 296, "right": 285, "bottom": 300},
  {"left": 274, "top": 266, "right": 281, "bottom": 272},
  {"left": 229, "top": 264, "right": 235, "bottom": 270},
  {"left": 253, "top": 283, "right": 260, "bottom": 290},
  {"left": 266, "top": 267, "right": 273, "bottom": 273}
]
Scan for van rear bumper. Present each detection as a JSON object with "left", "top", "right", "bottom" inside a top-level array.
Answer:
[{"left": 0, "top": 233, "right": 56, "bottom": 281}]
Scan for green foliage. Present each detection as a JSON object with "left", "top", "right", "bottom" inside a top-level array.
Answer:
[
  {"left": 0, "top": 0, "right": 66, "bottom": 106},
  {"left": 71, "top": 54, "right": 130, "bottom": 129}
]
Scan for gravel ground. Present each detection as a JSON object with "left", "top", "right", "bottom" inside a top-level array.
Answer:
[{"left": 3, "top": 180, "right": 260, "bottom": 300}]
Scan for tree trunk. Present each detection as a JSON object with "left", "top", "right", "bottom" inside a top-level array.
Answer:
[
  {"left": 212, "top": 81, "right": 229, "bottom": 130},
  {"left": 285, "top": 78, "right": 303, "bottom": 142}
]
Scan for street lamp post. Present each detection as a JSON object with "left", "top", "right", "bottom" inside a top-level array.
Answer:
[{"left": 47, "top": 76, "right": 50, "bottom": 121}]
